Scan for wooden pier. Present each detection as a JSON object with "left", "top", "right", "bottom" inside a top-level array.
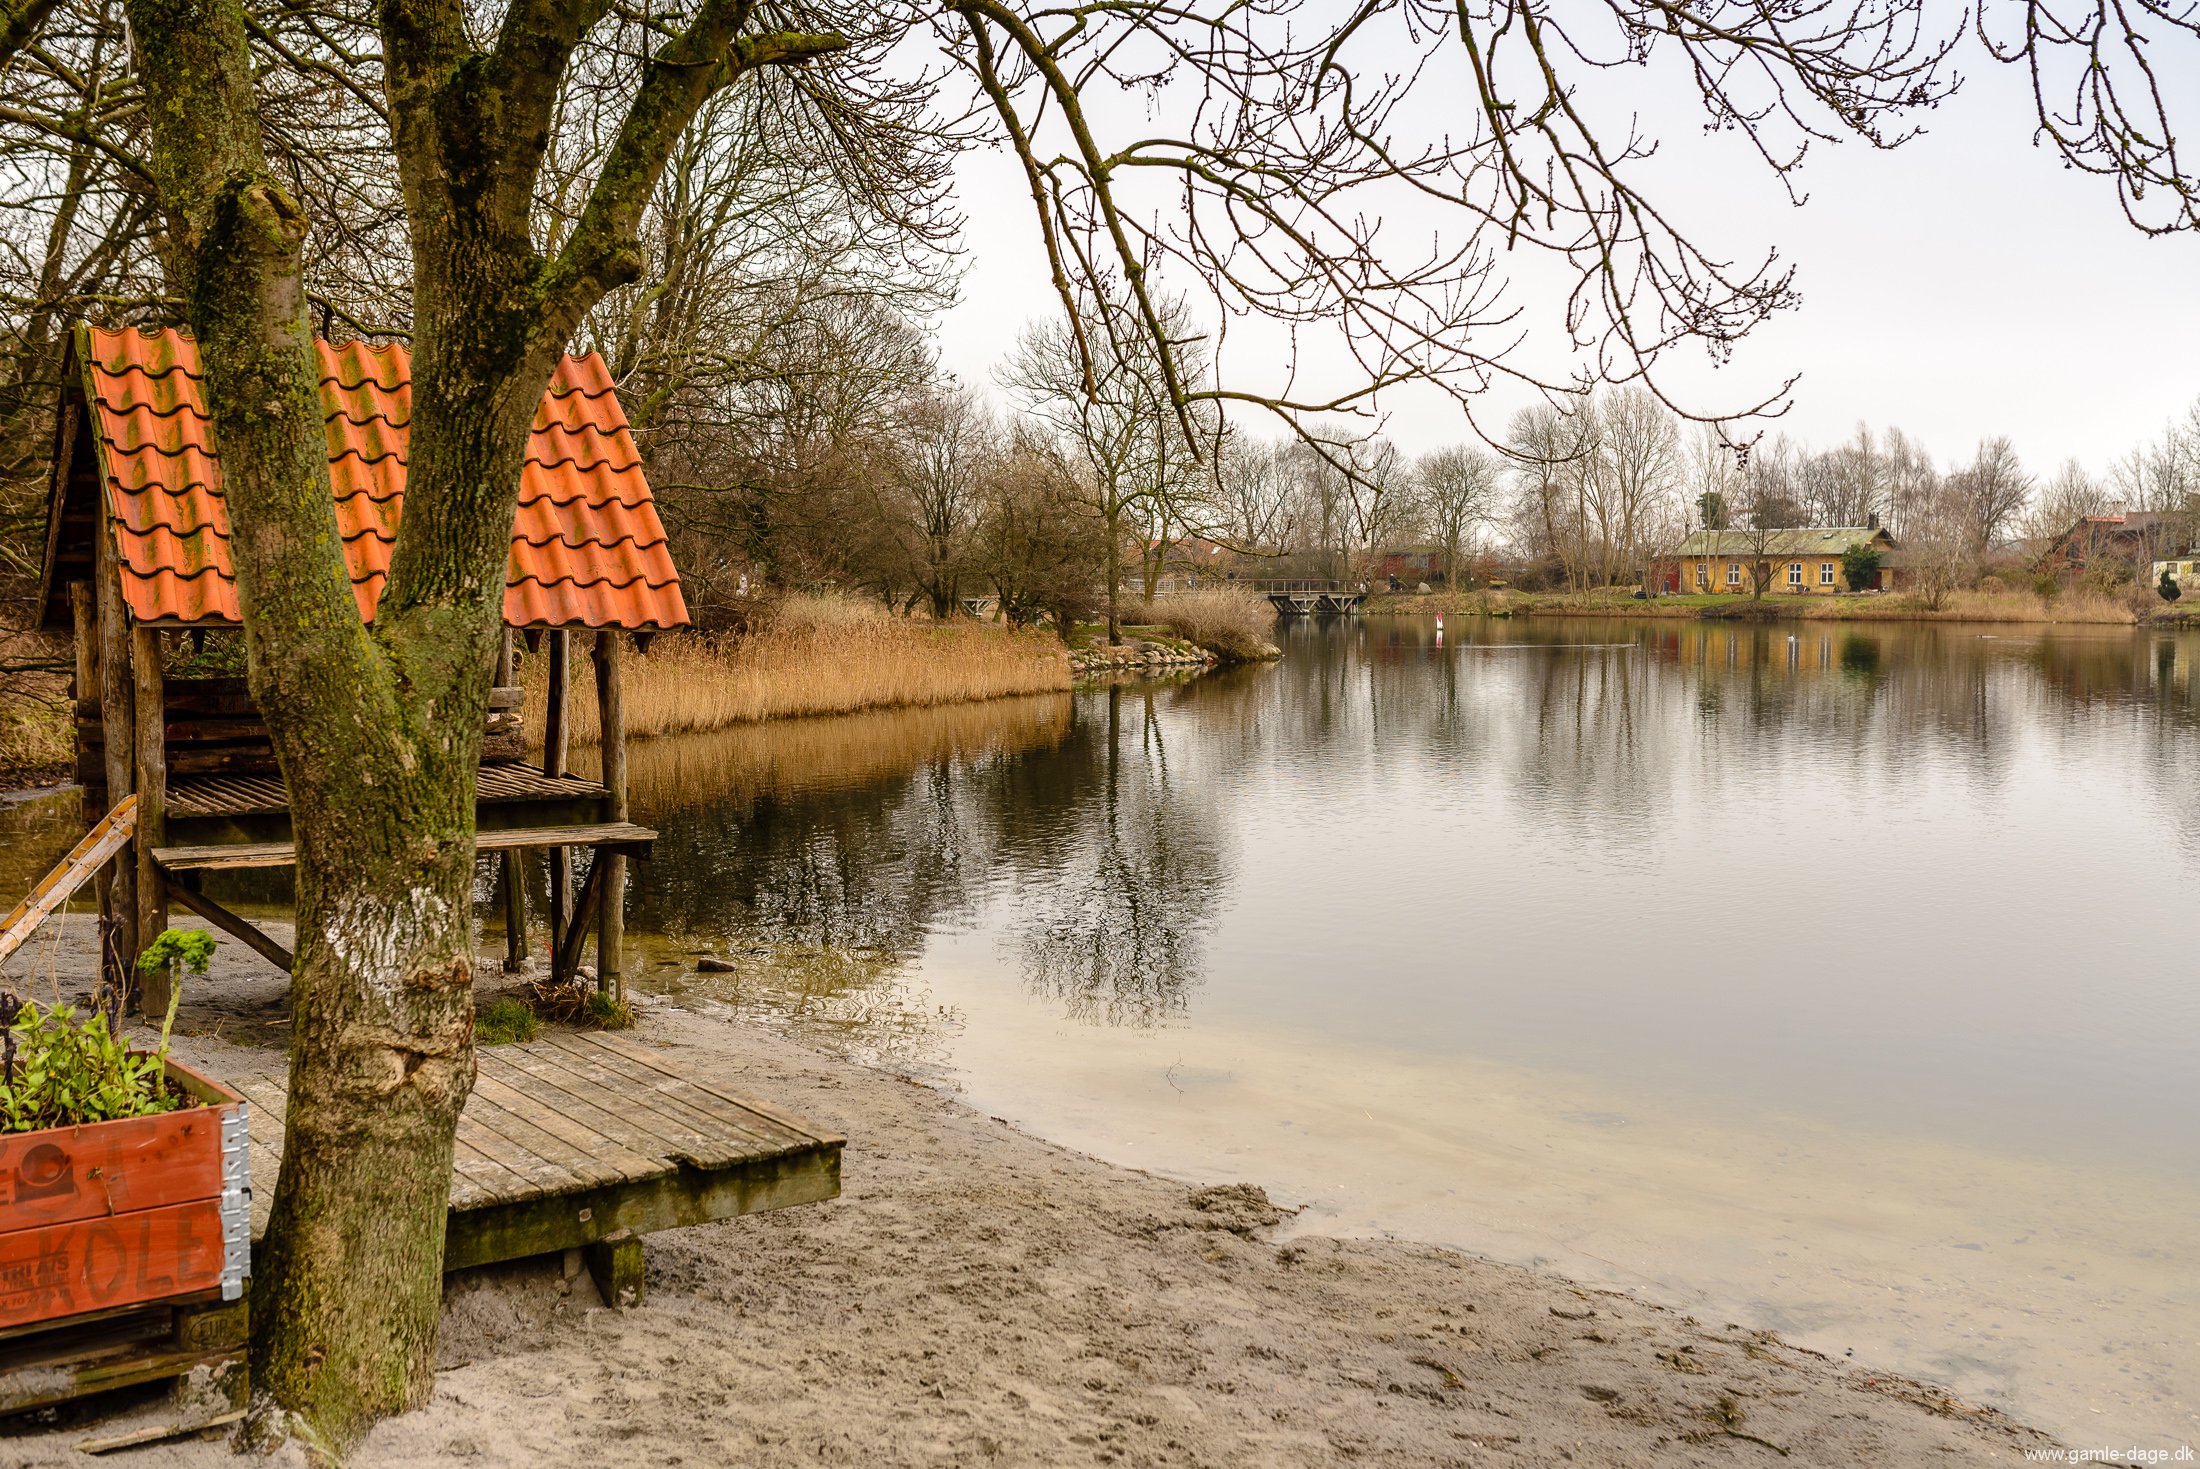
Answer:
[{"left": 226, "top": 1030, "right": 842, "bottom": 1303}]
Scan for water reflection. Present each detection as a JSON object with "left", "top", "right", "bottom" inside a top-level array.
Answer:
[{"left": 1013, "top": 685, "right": 1228, "bottom": 1027}]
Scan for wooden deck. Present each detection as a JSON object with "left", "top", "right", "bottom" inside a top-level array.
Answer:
[
  {"left": 169, "top": 762, "right": 610, "bottom": 820},
  {"left": 225, "top": 1031, "right": 843, "bottom": 1285}
]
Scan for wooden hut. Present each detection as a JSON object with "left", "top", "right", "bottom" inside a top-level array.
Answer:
[{"left": 35, "top": 324, "right": 686, "bottom": 1008}]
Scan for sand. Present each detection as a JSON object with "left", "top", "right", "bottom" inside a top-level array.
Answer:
[{"left": 1, "top": 918, "right": 2054, "bottom": 1466}]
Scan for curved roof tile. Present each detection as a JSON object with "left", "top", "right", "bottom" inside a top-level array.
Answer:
[{"left": 79, "top": 326, "right": 687, "bottom": 629}]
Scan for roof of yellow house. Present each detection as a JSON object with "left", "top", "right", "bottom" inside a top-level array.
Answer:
[{"left": 1668, "top": 526, "right": 1896, "bottom": 559}]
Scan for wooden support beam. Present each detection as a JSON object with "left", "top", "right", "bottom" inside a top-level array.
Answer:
[
  {"left": 162, "top": 878, "right": 293, "bottom": 975},
  {"left": 133, "top": 624, "right": 169, "bottom": 1012},
  {"left": 70, "top": 580, "right": 111, "bottom": 941},
  {"left": 499, "top": 850, "right": 527, "bottom": 974},
  {"left": 543, "top": 630, "right": 571, "bottom": 957},
  {"left": 552, "top": 852, "right": 606, "bottom": 987},
  {"left": 591, "top": 631, "right": 627, "bottom": 1000},
  {"left": 94, "top": 506, "right": 135, "bottom": 993}
]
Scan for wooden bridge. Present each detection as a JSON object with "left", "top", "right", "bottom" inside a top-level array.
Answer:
[{"left": 1259, "top": 581, "right": 1369, "bottom": 616}]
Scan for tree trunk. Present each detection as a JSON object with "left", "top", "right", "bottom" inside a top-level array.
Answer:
[{"left": 1105, "top": 504, "right": 1123, "bottom": 644}]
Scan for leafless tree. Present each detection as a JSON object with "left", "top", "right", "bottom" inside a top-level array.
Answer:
[
  {"left": 1948, "top": 435, "right": 2033, "bottom": 551},
  {"left": 1413, "top": 446, "right": 1501, "bottom": 589},
  {"left": 2023, "top": 457, "right": 2112, "bottom": 542}
]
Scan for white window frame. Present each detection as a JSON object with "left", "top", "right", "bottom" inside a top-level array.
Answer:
[
  {"left": 1820, "top": 561, "right": 1836, "bottom": 585},
  {"left": 1787, "top": 561, "right": 1803, "bottom": 587},
  {"left": 1726, "top": 561, "right": 1741, "bottom": 586}
]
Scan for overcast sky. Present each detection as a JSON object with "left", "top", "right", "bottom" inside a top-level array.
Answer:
[{"left": 931, "top": 41, "right": 2200, "bottom": 479}]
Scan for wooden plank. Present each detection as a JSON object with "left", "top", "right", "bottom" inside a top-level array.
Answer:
[
  {"left": 548, "top": 1032, "right": 826, "bottom": 1151},
  {"left": 466, "top": 1068, "right": 661, "bottom": 1184},
  {"left": 524, "top": 1035, "right": 782, "bottom": 1164},
  {"left": 443, "top": 1140, "right": 840, "bottom": 1274},
  {"left": 0, "top": 1199, "right": 229, "bottom": 1330},
  {"left": 481, "top": 1043, "right": 730, "bottom": 1165},
  {"left": 455, "top": 1088, "right": 617, "bottom": 1193},
  {"left": 152, "top": 822, "right": 658, "bottom": 872},
  {"left": 0, "top": 1341, "right": 243, "bottom": 1417},
  {"left": 582, "top": 1031, "right": 848, "bottom": 1145},
  {"left": 0, "top": 795, "right": 140, "bottom": 967},
  {"left": 0, "top": 1106, "right": 224, "bottom": 1236},
  {"left": 451, "top": 1099, "right": 576, "bottom": 1205},
  {"left": 163, "top": 879, "right": 293, "bottom": 974}
]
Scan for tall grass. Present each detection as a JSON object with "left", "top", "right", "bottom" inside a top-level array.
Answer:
[
  {"left": 1131, "top": 586, "right": 1278, "bottom": 661},
  {"left": 526, "top": 593, "right": 1072, "bottom": 745}
]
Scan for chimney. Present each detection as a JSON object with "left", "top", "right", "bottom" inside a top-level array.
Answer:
[{"left": 1867, "top": 512, "right": 1880, "bottom": 531}]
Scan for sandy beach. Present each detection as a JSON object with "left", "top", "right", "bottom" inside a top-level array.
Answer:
[{"left": 0, "top": 914, "right": 2061, "bottom": 1468}]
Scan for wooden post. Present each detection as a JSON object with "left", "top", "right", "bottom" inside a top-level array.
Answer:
[
  {"left": 494, "top": 624, "right": 515, "bottom": 686},
  {"left": 592, "top": 631, "right": 627, "bottom": 999},
  {"left": 542, "top": 629, "right": 571, "bottom": 961},
  {"left": 132, "top": 625, "right": 169, "bottom": 1012},
  {"left": 499, "top": 852, "right": 527, "bottom": 973},
  {"left": 93, "top": 515, "right": 135, "bottom": 996},
  {"left": 69, "top": 582, "right": 111, "bottom": 961}
]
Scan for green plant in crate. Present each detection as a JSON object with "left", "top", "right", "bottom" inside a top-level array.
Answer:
[{"left": 0, "top": 980, "right": 184, "bottom": 1133}]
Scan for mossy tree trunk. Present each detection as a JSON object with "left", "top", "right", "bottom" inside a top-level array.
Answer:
[{"left": 119, "top": 0, "right": 843, "bottom": 1447}]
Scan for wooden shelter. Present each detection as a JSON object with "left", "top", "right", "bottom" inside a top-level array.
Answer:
[{"left": 37, "top": 324, "right": 688, "bottom": 1007}]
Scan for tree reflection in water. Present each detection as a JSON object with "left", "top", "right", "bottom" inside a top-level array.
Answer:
[{"left": 1012, "top": 684, "right": 1226, "bottom": 1028}]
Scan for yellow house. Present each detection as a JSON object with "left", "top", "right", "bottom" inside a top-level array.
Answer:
[{"left": 1659, "top": 526, "right": 1898, "bottom": 595}]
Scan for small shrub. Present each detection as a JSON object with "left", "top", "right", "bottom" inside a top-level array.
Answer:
[
  {"left": 474, "top": 996, "right": 539, "bottom": 1046},
  {"left": 2032, "top": 571, "right": 2061, "bottom": 603},
  {"left": 2159, "top": 568, "right": 2183, "bottom": 603},
  {"left": 2078, "top": 559, "right": 2134, "bottom": 596},
  {"left": 583, "top": 991, "right": 635, "bottom": 1030}
]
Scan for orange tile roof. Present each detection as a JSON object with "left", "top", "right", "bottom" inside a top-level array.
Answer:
[{"left": 78, "top": 325, "right": 688, "bottom": 629}]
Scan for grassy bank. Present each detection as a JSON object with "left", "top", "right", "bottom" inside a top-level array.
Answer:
[
  {"left": 1368, "top": 586, "right": 2161, "bottom": 625},
  {"left": 526, "top": 593, "right": 1072, "bottom": 746}
]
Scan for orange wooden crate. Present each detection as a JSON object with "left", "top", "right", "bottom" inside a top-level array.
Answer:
[{"left": 0, "top": 1057, "right": 249, "bottom": 1331}]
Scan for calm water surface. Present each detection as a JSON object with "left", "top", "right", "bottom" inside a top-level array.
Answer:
[{"left": 614, "top": 617, "right": 2200, "bottom": 1449}]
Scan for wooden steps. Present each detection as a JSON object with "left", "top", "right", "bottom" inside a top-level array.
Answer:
[{"left": 152, "top": 821, "right": 657, "bottom": 872}]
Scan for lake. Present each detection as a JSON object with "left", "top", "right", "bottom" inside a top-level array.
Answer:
[{"left": 612, "top": 616, "right": 2200, "bottom": 1450}]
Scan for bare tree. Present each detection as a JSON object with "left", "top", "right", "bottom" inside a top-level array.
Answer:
[
  {"left": 2024, "top": 457, "right": 2112, "bottom": 542},
  {"left": 1948, "top": 436, "right": 2033, "bottom": 551},
  {"left": 1414, "top": 446, "right": 1501, "bottom": 589},
  {"left": 893, "top": 387, "right": 994, "bottom": 617}
]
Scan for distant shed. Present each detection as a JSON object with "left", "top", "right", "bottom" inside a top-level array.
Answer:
[{"left": 39, "top": 325, "right": 684, "bottom": 1007}]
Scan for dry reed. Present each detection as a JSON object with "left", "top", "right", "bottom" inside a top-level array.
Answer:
[
  {"left": 1131, "top": 586, "right": 1278, "bottom": 661},
  {"left": 525, "top": 593, "right": 1071, "bottom": 746}
]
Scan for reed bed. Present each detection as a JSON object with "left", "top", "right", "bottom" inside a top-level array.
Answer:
[
  {"left": 525, "top": 594, "right": 1071, "bottom": 746},
  {"left": 1130, "top": 586, "right": 1279, "bottom": 661}
]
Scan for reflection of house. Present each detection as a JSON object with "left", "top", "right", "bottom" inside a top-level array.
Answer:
[
  {"left": 2044, "top": 512, "right": 2189, "bottom": 581},
  {"left": 1657, "top": 525, "right": 1898, "bottom": 594}
]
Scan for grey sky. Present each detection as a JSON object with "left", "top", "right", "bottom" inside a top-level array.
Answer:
[{"left": 932, "top": 43, "right": 2199, "bottom": 480}]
